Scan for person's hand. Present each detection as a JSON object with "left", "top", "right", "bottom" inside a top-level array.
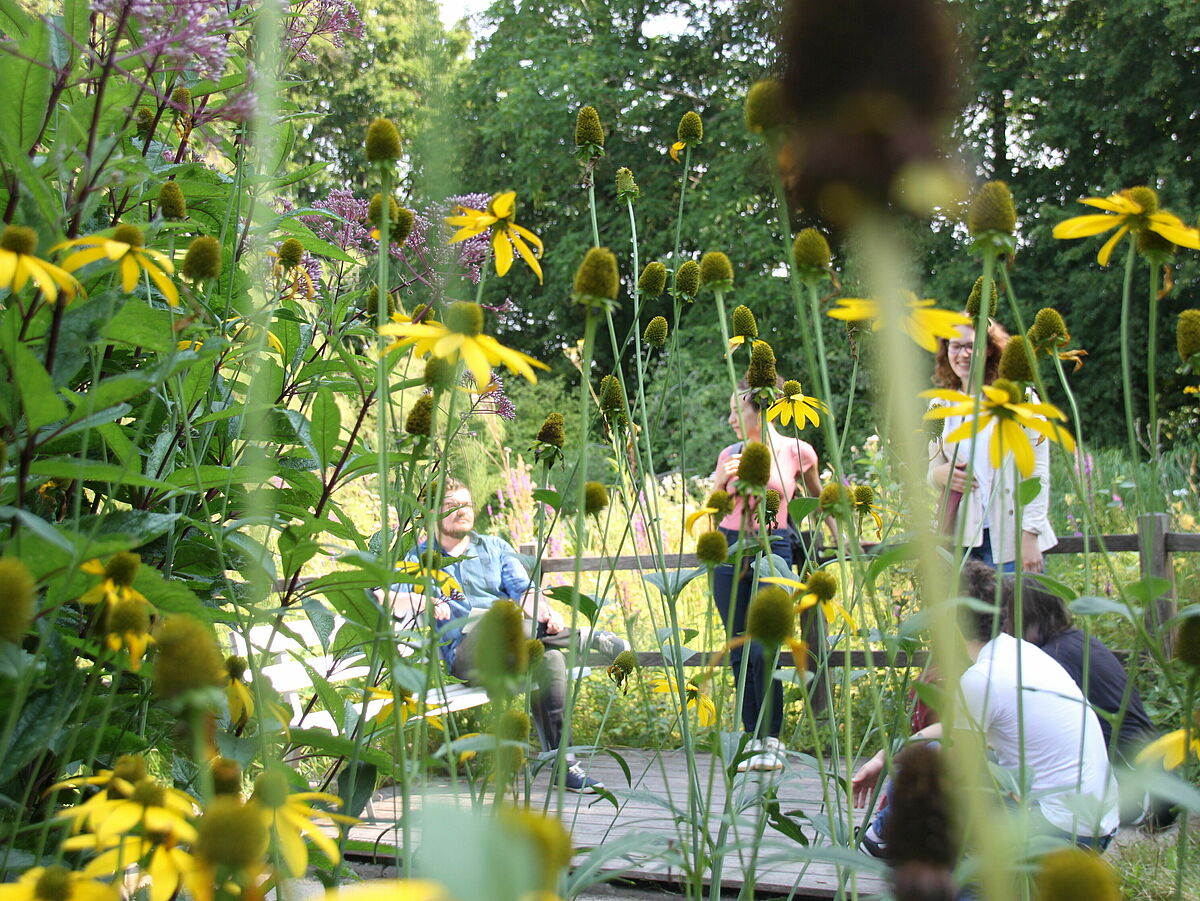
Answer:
[
  {"left": 933, "top": 462, "right": 974, "bottom": 494},
  {"left": 376, "top": 588, "right": 424, "bottom": 618},
  {"left": 540, "top": 606, "right": 564, "bottom": 634},
  {"left": 851, "top": 751, "right": 886, "bottom": 808},
  {"left": 721, "top": 454, "right": 742, "bottom": 486},
  {"left": 432, "top": 599, "right": 451, "bottom": 621},
  {"left": 1021, "top": 530, "right": 1043, "bottom": 572}
]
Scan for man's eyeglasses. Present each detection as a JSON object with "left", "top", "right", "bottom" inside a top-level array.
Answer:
[{"left": 947, "top": 342, "right": 974, "bottom": 356}]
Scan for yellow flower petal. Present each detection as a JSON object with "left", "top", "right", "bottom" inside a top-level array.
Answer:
[{"left": 1096, "top": 224, "right": 1130, "bottom": 267}]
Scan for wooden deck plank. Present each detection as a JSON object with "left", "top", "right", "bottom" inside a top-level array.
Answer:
[{"left": 344, "top": 749, "right": 887, "bottom": 899}]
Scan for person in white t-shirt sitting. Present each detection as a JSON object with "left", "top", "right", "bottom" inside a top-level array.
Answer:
[{"left": 852, "top": 560, "right": 1119, "bottom": 858}]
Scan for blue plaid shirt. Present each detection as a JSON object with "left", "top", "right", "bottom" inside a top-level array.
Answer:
[{"left": 402, "top": 533, "right": 530, "bottom": 664}]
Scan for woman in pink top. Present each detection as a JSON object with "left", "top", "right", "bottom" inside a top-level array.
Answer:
[{"left": 709, "top": 380, "right": 822, "bottom": 771}]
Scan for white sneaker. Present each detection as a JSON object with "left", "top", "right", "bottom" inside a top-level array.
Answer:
[
  {"left": 750, "top": 736, "right": 785, "bottom": 771},
  {"left": 736, "top": 738, "right": 764, "bottom": 773}
]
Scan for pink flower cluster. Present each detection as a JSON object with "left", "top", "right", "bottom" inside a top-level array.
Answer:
[
  {"left": 93, "top": 0, "right": 237, "bottom": 81},
  {"left": 282, "top": 0, "right": 364, "bottom": 64}
]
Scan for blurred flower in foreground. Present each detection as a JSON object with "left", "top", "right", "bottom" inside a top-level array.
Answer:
[
  {"left": 649, "top": 673, "right": 716, "bottom": 726},
  {"left": 766, "top": 380, "right": 828, "bottom": 428},
  {"left": 921, "top": 379, "right": 1076, "bottom": 477},
  {"left": 445, "top": 191, "right": 543, "bottom": 283},
  {"left": 1052, "top": 186, "right": 1200, "bottom": 267},
  {"left": 379, "top": 301, "right": 547, "bottom": 388},
  {"left": 828, "top": 295, "right": 970, "bottom": 353},
  {"left": 0, "top": 225, "right": 82, "bottom": 303},
  {"left": 80, "top": 553, "right": 147, "bottom": 610},
  {"left": 253, "top": 769, "right": 356, "bottom": 877},
  {"left": 55, "top": 224, "right": 178, "bottom": 306},
  {"left": 0, "top": 866, "right": 118, "bottom": 901},
  {"left": 322, "top": 880, "right": 453, "bottom": 901},
  {"left": 762, "top": 570, "right": 857, "bottom": 632},
  {"left": 1135, "top": 723, "right": 1200, "bottom": 771},
  {"left": 1034, "top": 847, "right": 1120, "bottom": 901}
]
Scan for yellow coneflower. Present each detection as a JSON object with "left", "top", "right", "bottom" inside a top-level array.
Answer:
[
  {"left": 0, "top": 225, "right": 82, "bottom": 303},
  {"left": 55, "top": 224, "right": 178, "bottom": 306},
  {"left": 253, "top": 769, "right": 356, "bottom": 877},
  {"left": 79, "top": 552, "right": 147, "bottom": 610},
  {"left": 445, "top": 191, "right": 544, "bottom": 283},
  {"left": 649, "top": 673, "right": 716, "bottom": 726},
  {"left": 380, "top": 301, "right": 547, "bottom": 389},
  {"left": 1053, "top": 186, "right": 1200, "bottom": 267}
]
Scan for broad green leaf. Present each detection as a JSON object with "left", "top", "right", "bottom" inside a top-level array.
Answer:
[
  {"left": 75, "top": 511, "right": 182, "bottom": 547},
  {"left": 1125, "top": 577, "right": 1172, "bottom": 604},
  {"left": 641, "top": 567, "right": 705, "bottom": 598},
  {"left": 0, "top": 14, "right": 51, "bottom": 154},
  {"left": 543, "top": 585, "right": 600, "bottom": 625},
  {"left": 165, "top": 466, "right": 270, "bottom": 491},
  {"left": 787, "top": 496, "right": 820, "bottom": 523},
  {"left": 99, "top": 299, "right": 177, "bottom": 353},
  {"left": 29, "top": 458, "right": 170, "bottom": 490},
  {"left": 1017, "top": 476, "right": 1043, "bottom": 506},
  {"left": 1069, "top": 595, "right": 1138, "bottom": 621},
  {"left": 309, "top": 388, "right": 341, "bottom": 468},
  {"left": 0, "top": 332, "right": 66, "bottom": 430}
]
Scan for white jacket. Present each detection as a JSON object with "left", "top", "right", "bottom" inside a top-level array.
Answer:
[{"left": 928, "top": 395, "right": 1058, "bottom": 566}]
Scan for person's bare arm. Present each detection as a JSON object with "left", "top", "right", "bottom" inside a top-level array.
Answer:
[
  {"left": 374, "top": 588, "right": 450, "bottom": 623},
  {"left": 851, "top": 722, "right": 944, "bottom": 807}
]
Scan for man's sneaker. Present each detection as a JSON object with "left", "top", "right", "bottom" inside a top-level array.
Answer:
[
  {"left": 590, "top": 630, "right": 631, "bottom": 660},
  {"left": 736, "top": 738, "right": 764, "bottom": 773},
  {"left": 563, "top": 763, "right": 604, "bottom": 793},
  {"left": 750, "top": 736, "right": 786, "bottom": 771}
]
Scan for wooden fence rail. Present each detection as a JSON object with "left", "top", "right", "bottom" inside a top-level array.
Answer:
[{"left": 524, "top": 512, "right": 1198, "bottom": 665}]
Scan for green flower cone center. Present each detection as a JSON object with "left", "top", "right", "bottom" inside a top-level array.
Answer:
[
  {"left": 1127, "top": 185, "right": 1158, "bottom": 215},
  {"left": 1, "top": 225, "right": 37, "bottom": 256},
  {"left": 107, "top": 598, "right": 150, "bottom": 635},
  {"left": 113, "top": 225, "right": 144, "bottom": 248},
  {"left": 445, "top": 301, "right": 483, "bottom": 337},
  {"left": 254, "top": 770, "right": 291, "bottom": 808},
  {"left": 130, "top": 780, "right": 165, "bottom": 808},
  {"left": 805, "top": 570, "right": 838, "bottom": 602},
  {"left": 104, "top": 552, "right": 140, "bottom": 587},
  {"left": 34, "top": 866, "right": 74, "bottom": 901}
]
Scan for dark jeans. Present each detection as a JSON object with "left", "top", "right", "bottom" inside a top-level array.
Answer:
[
  {"left": 712, "top": 527, "right": 791, "bottom": 738},
  {"left": 964, "top": 529, "right": 1017, "bottom": 574},
  {"left": 449, "top": 622, "right": 581, "bottom": 755}
]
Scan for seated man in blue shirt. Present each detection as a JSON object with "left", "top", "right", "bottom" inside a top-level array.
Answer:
[{"left": 381, "top": 478, "right": 629, "bottom": 793}]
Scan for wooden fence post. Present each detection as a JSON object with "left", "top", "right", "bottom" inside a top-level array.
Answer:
[{"left": 1137, "top": 512, "right": 1176, "bottom": 658}]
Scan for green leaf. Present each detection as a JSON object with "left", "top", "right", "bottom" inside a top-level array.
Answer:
[
  {"left": 1017, "top": 476, "right": 1042, "bottom": 506},
  {"left": 0, "top": 14, "right": 51, "bottom": 154},
  {"left": 132, "top": 567, "right": 216, "bottom": 621},
  {"left": 1125, "top": 577, "right": 1172, "bottom": 604},
  {"left": 337, "top": 761, "right": 377, "bottom": 820},
  {"left": 1069, "top": 595, "right": 1138, "bottom": 621},
  {"left": 0, "top": 329, "right": 66, "bottom": 430},
  {"left": 165, "top": 466, "right": 269, "bottom": 491},
  {"left": 29, "top": 458, "right": 170, "bottom": 490},
  {"left": 641, "top": 567, "right": 705, "bottom": 598},
  {"left": 543, "top": 585, "right": 600, "bottom": 625},
  {"left": 865, "top": 542, "right": 919, "bottom": 590},
  {"left": 1014, "top": 572, "right": 1077, "bottom": 602},
  {"left": 74, "top": 511, "right": 182, "bottom": 546},
  {"left": 787, "top": 496, "right": 820, "bottom": 523},
  {"left": 310, "top": 387, "right": 341, "bottom": 468},
  {"left": 532, "top": 489, "right": 561, "bottom": 510},
  {"left": 99, "top": 299, "right": 177, "bottom": 353}
]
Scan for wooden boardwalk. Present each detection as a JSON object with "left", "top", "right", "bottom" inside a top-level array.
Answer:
[{"left": 347, "top": 749, "right": 889, "bottom": 899}]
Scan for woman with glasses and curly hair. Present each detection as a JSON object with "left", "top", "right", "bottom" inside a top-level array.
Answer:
[{"left": 928, "top": 317, "right": 1058, "bottom": 573}]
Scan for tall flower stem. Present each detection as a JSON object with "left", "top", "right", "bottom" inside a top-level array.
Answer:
[
  {"left": 552, "top": 309, "right": 599, "bottom": 810},
  {"left": 374, "top": 166, "right": 395, "bottom": 566},
  {"left": 1176, "top": 671, "right": 1196, "bottom": 901},
  {"left": 1119, "top": 241, "right": 1145, "bottom": 510},
  {"left": 1147, "top": 261, "right": 1162, "bottom": 480}
]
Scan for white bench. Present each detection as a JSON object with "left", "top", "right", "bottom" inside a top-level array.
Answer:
[{"left": 225, "top": 617, "right": 590, "bottom": 736}]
